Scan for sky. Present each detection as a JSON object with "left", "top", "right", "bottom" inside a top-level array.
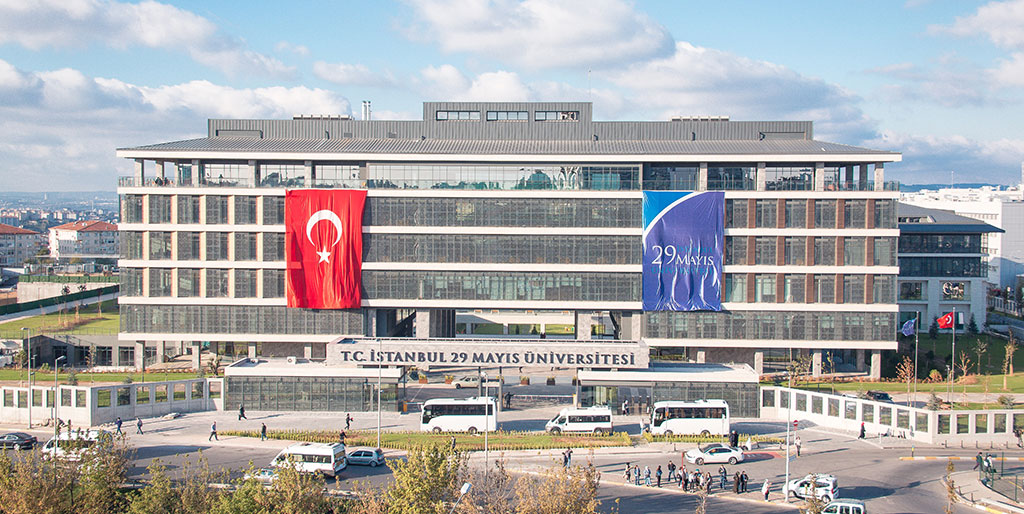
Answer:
[{"left": 2, "top": 0, "right": 1024, "bottom": 191}]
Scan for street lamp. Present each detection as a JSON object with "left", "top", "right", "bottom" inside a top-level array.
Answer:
[
  {"left": 54, "top": 355, "right": 65, "bottom": 452},
  {"left": 481, "top": 371, "right": 489, "bottom": 483},
  {"left": 21, "top": 327, "right": 31, "bottom": 429},
  {"left": 377, "top": 338, "right": 382, "bottom": 450},
  {"left": 448, "top": 482, "right": 472, "bottom": 514}
]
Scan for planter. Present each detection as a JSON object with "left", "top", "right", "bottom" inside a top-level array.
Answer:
[
  {"left": 419, "top": 377, "right": 429, "bottom": 384},
  {"left": 571, "top": 377, "right": 579, "bottom": 386},
  {"left": 444, "top": 376, "right": 453, "bottom": 384},
  {"left": 546, "top": 377, "right": 556, "bottom": 386},
  {"left": 520, "top": 377, "right": 530, "bottom": 385}
]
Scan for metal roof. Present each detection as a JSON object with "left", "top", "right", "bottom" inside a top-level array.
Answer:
[
  {"left": 897, "top": 202, "right": 1004, "bottom": 234},
  {"left": 121, "top": 136, "right": 896, "bottom": 157}
]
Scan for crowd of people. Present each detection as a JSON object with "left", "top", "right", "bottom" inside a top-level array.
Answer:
[{"left": 622, "top": 460, "right": 758, "bottom": 497}]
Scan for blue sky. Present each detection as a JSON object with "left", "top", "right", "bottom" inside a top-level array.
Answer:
[{"left": 2, "top": 0, "right": 1024, "bottom": 191}]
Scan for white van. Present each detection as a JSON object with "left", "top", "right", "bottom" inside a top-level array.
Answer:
[
  {"left": 271, "top": 442, "right": 347, "bottom": 477},
  {"left": 822, "top": 499, "right": 865, "bottom": 514},
  {"left": 42, "top": 429, "right": 110, "bottom": 461},
  {"left": 546, "top": 406, "right": 614, "bottom": 434}
]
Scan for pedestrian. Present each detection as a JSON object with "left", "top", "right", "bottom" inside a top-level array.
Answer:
[
  {"left": 719, "top": 465, "right": 727, "bottom": 490},
  {"left": 667, "top": 460, "right": 676, "bottom": 482},
  {"left": 795, "top": 435, "right": 802, "bottom": 457},
  {"left": 565, "top": 447, "right": 573, "bottom": 466},
  {"left": 733, "top": 471, "right": 740, "bottom": 493},
  {"left": 114, "top": 417, "right": 123, "bottom": 435},
  {"left": 705, "top": 472, "right": 712, "bottom": 494},
  {"left": 729, "top": 429, "right": 739, "bottom": 448},
  {"left": 656, "top": 465, "right": 663, "bottom": 487},
  {"left": 745, "top": 435, "right": 753, "bottom": 451},
  {"left": 136, "top": 417, "right": 143, "bottom": 435},
  {"left": 762, "top": 479, "right": 771, "bottom": 501},
  {"left": 238, "top": 404, "right": 246, "bottom": 420},
  {"left": 260, "top": 422, "right": 267, "bottom": 441},
  {"left": 339, "top": 430, "right": 346, "bottom": 444},
  {"left": 974, "top": 451, "right": 983, "bottom": 470},
  {"left": 209, "top": 421, "right": 218, "bottom": 441},
  {"left": 562, "top": 450, "right": 568, "bottom": 467},
  {"left": 680, "top": 466, "right": 688, "bottom": 489},
  {"left": 986, "top": 454, "right": 995, "bottom": 473},
  {"left": 624, "top": 462, "right": 631, "bottom": 484},
  {"left": 450, "top": 435, "right": 456, "bottom": 450},
  {"left": 621, "top": 399, "right": 629, "bottom": 415},
  {"left": 741, "top": 471, "right": 749, "bottom": 493},
  {"left": 692, "top": 468, "right": 701, "bottom": 491},
  {"left": 1015, "top": 428, "right": 1023, "bottom": 448},
  {"left": 859, "top": 422, "right": 866, "bottom": 439},
  {"left": 634, "top": 465, "right": 641, "bottom": 486},
  {"left": 644, "top": 465, "right": 652, "bottom": 487},
  {"left": 345, "top": 413, "right": 352, "bottom": 430}
]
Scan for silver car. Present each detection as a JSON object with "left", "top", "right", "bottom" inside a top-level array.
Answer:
[
  {"left": 346, "top": 448, "right": 385, "bottom": 467},
  {"left": 684, "top": 443, "right": 744, "bottom": 465}
]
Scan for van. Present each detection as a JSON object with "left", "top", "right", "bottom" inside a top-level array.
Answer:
[
  {"left": 271, "top": 442, "right": 347, "bottom": 477},
  {"left": 546, "top": 406, "right": 613, "bottom": 435},
  {"left": 42, "top": 429, "right": 111, "bottom": 461},
  {"left": 785, "top": 473, "right": 840, "bottom": 503},
  {"left": 822, "top": 498, "right": 866, "bottom": 514}
]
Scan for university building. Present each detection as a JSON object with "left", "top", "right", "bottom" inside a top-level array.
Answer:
[{"left": 116, "top": 102, "right": 901, "bottom": 414}]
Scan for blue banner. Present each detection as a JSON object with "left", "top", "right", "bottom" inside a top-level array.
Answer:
[{"left": 642, "top": 191, "right": 724, "bottom": 311}]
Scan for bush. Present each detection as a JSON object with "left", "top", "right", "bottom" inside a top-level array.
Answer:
[
  {"left": 999, "top": 395, "right": 1015, "bottom": 408},
  {"left": 927, "top": 393, "right": 943, "bottom": 411},
  {"left": 219, "top": 429, "right": 631, "bottom": 452}
]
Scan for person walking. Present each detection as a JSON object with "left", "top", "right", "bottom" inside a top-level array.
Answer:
[
  {"left": 667, "top": 460, "right": 676, "bottom": 482},
  {"left": 634, "top": 465, "right": 641, "bottom": 486},
  {"left": 114, "top": 417, "right": 123, "bottom": 436},
  {"left": 729, "top": 429, "right": 739, "bottom": 448},
  {"left": 339, "top": 430, "right": 347, "bottom": 444},
  {"left": 704, "top": 472, "right": 713, "bottom": 494},
  {"left": 762, "top": 479, "right": 771, "bottom": 501},
  {"left": 135, "top": 417, "right": 144, "bottom": 435},
  {"left": 450, "top": 435, "right": 456, "bottom": 450},
  {"left": 859, "top": 422, "right": 866, "bottom": 439},
  {"left": 624, "top": 463, "right": 631, "bottom": 484},
  {"left": 565, "top": 447, "right": 573, "bottom": 466},
  {"left": 656, "top": 465, "right": 663, "bottom": 487},
  {"left": 621, "top": 399, "right": 629, "bottom": 415},
  {"left": 741, "top": 470, "right": 749, "bottom": 493},
  {"left": 345, "top": 413, "right": 352, "bottom": 431},
  {"left": 733, "top": 471, "right": 741, "bottom": 493},
  {"left": 209, "top": 421, "right": 218, "bottom": 441},
  {"left": 974, "top": 451, "right": 984, "bottom": 470},
  {"left": 718, "top": 465, "right": 727, "bottom": 490},
  {"left": 238, "top": 404, "right": 246, "bottom": 421},
  {"left": 795, "top": 435, "right": 802, "bottom": 457},
  {"left": 679, "top": 465, "right": 687, "bottom": 489},
  {"left": 643, "top": 465, "right": 651, "bottom": 487},
  {"left": 260, "top": 422, "right": 267, "bottom": 441}
]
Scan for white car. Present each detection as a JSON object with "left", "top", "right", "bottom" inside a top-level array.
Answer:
[
  {"left": 684, "top": 444, "right": 744, "bottom": 465},
  {"left": 346, "top": 448, "right": 385, "bottom": 467},
  {"left": 244, "top": 467, "right": 279, "bottom": 484},
  {"left": 784, "top": 473, "right": 839, "bottom": 503},
  {"left": 451, "top": 376, "right": 479, "bottom": 389},
  {"left": 822, "top": 498, "right": 865, "bottom": 514}
]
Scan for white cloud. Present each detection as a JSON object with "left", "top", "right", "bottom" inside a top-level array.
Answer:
[
  {"left": 932, "top": 0, "right": 1024, "bottom": 49},
  {"left": 867, "top": 131, "right": 1024, "bottom": 185},
  {"left": 275, "top": 41, "right": 310, "bottom": 57},
  {"left": 0, "top": 0, "right": 294, "bottom": 78},
  {"left": 866, "top": 55, "right": 995, "bottom": 107},
  {"left": 403, "top": 0, "right": 673, "bottom": 69},
  {"left": 313, "top": 61, "right": 397, "bottom": 87}
]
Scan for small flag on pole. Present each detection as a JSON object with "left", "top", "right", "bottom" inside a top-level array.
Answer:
[
  {"left": 937, "top": 311, "right": 955, "bottom": 329},
  {"left": 901, "top": 319, "right": 916, "bottom": 337}
]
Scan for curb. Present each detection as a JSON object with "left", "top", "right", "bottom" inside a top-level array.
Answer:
[
  {"left": 901, "top": 456, "right": 1024, "bottom": 461},
  {"left": 944, "top": 473, "right": 1024, "bottom": 514}
]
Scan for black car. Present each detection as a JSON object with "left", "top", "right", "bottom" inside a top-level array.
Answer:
[
  {"left": 0, "top": 432, "right": 36, "bottom": 450},
  {"left": 866, "top": 391, "right": 893, "bottom": 403}
]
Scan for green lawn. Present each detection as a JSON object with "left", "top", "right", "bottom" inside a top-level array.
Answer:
[
  {"left": 781, "top": 373, "right": 1024, "bottom": 395},
  {"left": 221, "top": 429, "right": 631, "bottom": 451},
  {"left": 903, "top": 332, "right": 1019, "bottom": 377},
  {"left": 0, "top": 299, "right": 119, "bottom": 336},
  {"left": 0, "top": 369, "right": 202, "bottom": 385}
]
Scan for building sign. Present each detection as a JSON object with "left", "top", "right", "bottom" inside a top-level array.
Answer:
[
  {"left": 327, "top": 340, "right": 650, "bottom": 369},
  {"left": 641, "top": 191, "right": 724, "bottom": 311},
  {"left": 285, "top": 189, "right": 367, "bottom": 309}
]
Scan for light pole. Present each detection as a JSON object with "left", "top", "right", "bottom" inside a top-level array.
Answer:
[
  {"left": 21, "top": 327, "right": 31, "bottom": 429},
  {"left": 481, "top": 371, "right": 489, "bottom": 483},
  {"left": 54, "top": 355, "right": 65, "bottom": 451},
  {"left": 784, "top": 392, "right": 791, "bottom": 503},
  {"left": 377, "top": 338, "right": 382, "bottom": 450},
  {"left": 449, "top": 482, "right": 472, "bottom": 514}
]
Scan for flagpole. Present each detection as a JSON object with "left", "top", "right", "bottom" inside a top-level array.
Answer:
[
  {"left": 914, "top": 311, "right": 920, "bottom": 406},
  {"left": 950, "top": 307, "right": 956, "bottom": 403}
]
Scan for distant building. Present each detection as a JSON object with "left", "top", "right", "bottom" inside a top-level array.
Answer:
[
  {"left": 48, "top": 220, "right": 119, "bottom": 263},
  {"left": 897, "top": 203, "right": 1002, "bottom": 328},
  {"left": 901, "top": 184, "right": 1024, "bottom": 288},
  {"left": 0, "top": 223, "right": 41, "bottom": 268}
]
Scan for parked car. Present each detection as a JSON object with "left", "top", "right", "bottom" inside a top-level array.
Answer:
[
  {"left": 271, "top": 442, "right": 347, "bottom": 477},
  {"left": 784, "top": 473, "right": 839, "bottom": 503},
  {"left": 684, "top": 443, "right": 744, "bottom": 465},
  {"left": 244, "top": 467, "right": 279, "bottom": 484},
  {"left": 0, "top": 432, "right": 36, "bottom": 450},
  {"left": 822, "top": 498, "right": 865, "bottom": 514},
  {"left": 865, "top": 391, "right": 893, "bottom": 403},
  {"left": 451, "top": 376, "right": 499, "bottom": 389},
  {"left": 346, "top": 447, "right": 385, "bottom": 467}
]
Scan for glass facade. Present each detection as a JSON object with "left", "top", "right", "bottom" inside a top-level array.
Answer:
[
  {"left": 900, "top": 257, "right": 986, "bottom": 277},
  {"left": 149, "top": 232, "right": 171, "bottom": 260},
  {"left": 120, "top": 305, "right": 364, "bottom": 335},
  {"left": 707, "top": 166, "right": 755, "bottom": 190},
  {"left": 725, "top": 237, "right": 747, "bottom": 265},
  {"left": 367, "top": 164, "right": 639, "bottom": 190},
  {"left": 226, "top": 376, "right": 398, "bottom": 412},
  {"left": 206, "top": 196, "right": 229, "bottom": 224},
  {"left": 725, "top": 199, "right": 748, "bottom": 228},
  {"left": 178, "top": 232, "right": 200, "bottom": 260},
  {"left": 645, "top": 311, "right": 896, "bottom": 341},
  {"left": 149, "top": 195, "right": 172, "bottom": 223},
  {"left": 899, "top": 234, "right": 983, "bottom": 254},
  {"left": 644, "top": 165, "right": 698, "bottom": 191},
  {"left": 235, "top": 196, "right": 257, "bottom": 224},
  {"left": 263, "top": 233, "right": 285, "bottom": 261},
  {"left": 363, "top": 234, "right": 639, "bottom": 265},
  {"left": 365, "top": 197, "right": 639, "bottom": 228},
  {"left": 235, "top": 233, "right": 258, "bottom": 261},
  {"left": 263, "top": 196, "right": 285, "bottom": 225},
  {"left": 363, "top": 271, "right": 639, "bottom": 302},
  {"left": 121, "top": 232, "right": 143, "bottom": 259},
  {"left": 178, "top": 195, "right": 200, "bottom": 224}
]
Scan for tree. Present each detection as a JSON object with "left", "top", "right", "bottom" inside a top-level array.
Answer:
[
  {"left": 967, "top": 314, "right": 979, "bottom": 335},
  {"left": 895, "top": 355, "right": 915, "bottom": 397},
  {"left": 976, "top": 340, "right": 990, "bottom": 392},
  {"left": 957, "top": 351, "right": 973, "bottom": 403},
  {"left": 384, "top": 444, "right": 468, "bottom": 514},
  {"left": 945, "top": 460, "right": 956, "bottom": 514},
  {"left": 1005, "top": 332, "right": 1018, "bottom": 391},
  {"left": 929, "top": 318, "right": 939, "bottom": 340},
  {"left": 802, "top": 480, "right": 827, "bottom": 514},
  {"left": 514, "top": 463, "right": 603, "bottom": 514}
]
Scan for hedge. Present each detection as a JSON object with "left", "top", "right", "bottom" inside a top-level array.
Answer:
[{"left": 219, "top": 429, "right": 632, "bottom": 452}]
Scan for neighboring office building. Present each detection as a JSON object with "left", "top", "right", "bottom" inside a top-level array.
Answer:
[
  {"left": 901, "top": 183, "right": 1024, "bottom": 288},
  {"left": 48, "top": 220, "right": 119, "bottom": 263},
  {"left": 115, "top": 101, "right": 901, "bottom": 412},
  {"left": 0, "top": 223, "right": 41, "bottom": 268},
  {"left": 896, "top": 203, "right": 1002, "bottom": 329}
]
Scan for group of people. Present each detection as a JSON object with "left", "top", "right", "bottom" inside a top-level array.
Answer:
[
  {"left": 114, "top": 416, "right": 144, "bottom": 435},
  {"left": 561, "top": 447, "right": 573, "bottom": 467},
  {"left": 623, "top": 461, "right": 754, "bottom": 495}
]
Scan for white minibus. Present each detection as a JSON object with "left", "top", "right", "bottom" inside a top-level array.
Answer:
[
  {"left": 420, "top": 397, "right": 497, "bottom": 434},
  {"left": 649, "top": 400, "right": 730, "bottom": 436},
  {"left": 546, "top": 406, "right": 613, "bottom": 434},
  {"left": 42, "top": 429, "right": 110, "bottom": 461},
  {"left": 271, "top": 442, "right": 347, "bottom": 477}
]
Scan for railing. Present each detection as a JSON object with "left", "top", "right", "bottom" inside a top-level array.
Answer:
[
  {"left": 20, "top": 275, "right": 118, "bottom": 284},
  {"left": 0, "top": 285, "right": 118, "bottom": 316},
  {"left": 983, "top": 453, "right": 1024, "bottom": 502}
]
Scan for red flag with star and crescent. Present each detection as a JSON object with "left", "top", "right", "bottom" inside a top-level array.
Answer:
[
  {"left": 285, "top": 189, "right": 367, "bottom": 309},
  {"left": 937, "top": 311, "right": 955, "bottom": 329}
]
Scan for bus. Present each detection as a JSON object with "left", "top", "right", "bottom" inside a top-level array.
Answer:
[
  {"left": 421, "top": 397, "right": 497, "bottom": 434},
  {"left": 546, "top": 406, "right": 614, "bottom": 434},
  {"left": 649, "top": 400, "right": 730, "bottom": 436}
]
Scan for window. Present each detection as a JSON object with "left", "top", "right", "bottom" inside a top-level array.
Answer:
[
  {"left": 177, "top": 195, "right": 200, "bottom": 224},
  {"left": 149, "top": 269, "right": 172, "bottom": 297},
  {"left": 844, "top": 237, "right": 865, "bottom": 266},
  {"left": 754, "top": 200, "right": 777, "bottom": 228},
  {"left": 178, "top": 232, "right": 200, "bottom": 260},
  {"left": 941, "top": 281, "right": 968, "bottom": 301},
  {"left": 149, "top": 232, "right": 172, "bottom": 260},
  {"left": 874, "top": 275, "right": 895, "bottom": 303},
  {"left": 784, "top": 237, "right": 806, "bottom": 265},
  {"left": 235, "top": 270, "right": 257, "bottom": 298},
  {"left": 645, "top": 166, "right": 698, "bottom": 190},
  {"left": 873, "top": 238, "right": 896, "bottom": 266},
  {"left": 725, "top": 237, "right": 747, "bottom": 265},
  {"left": 814, "top": 275, "right": 836, "bottom": 303},
  {"left": 874, "top": 199, "right": 896, "bottom": 229},
  {"left": 897, "top": 283, "right": 924, "bottom": 304},
  {"left": 206, "top": 233, "right": 229, "bottom": 261},
  {"left": 206, "top": 269, "right": 229, "bottom": 297},
  {"left": 121, "top": 195, "right": 143, "bottom": 223},
  {"left": 313, "top": 165, "right": 359, "bottom": 188},
  {"left": 724, "top": 274, "right": 746, "bottom": 302},
  {"left": 235, "top": 233, "right": 258, "bottom": 261},
  {"left": 149, "top": 195, "right": 172, "bottom": 223},
  {"left": 263, "top": 196, "right": 285, "bottom": 224},
  {"left": 784, "top": 199, "right": 807, "bottom": 228},
  {"left": 843, "top": 275, "right": 865, "bottom": 303},
  {"left": 487, "top": 111, "right": 528, "bottom": 121},
  {"left": 95, "top": 346, "right": 112, "bottom": 366},
  {"left": 121, "top": 268, "right": 143, "bottom": 296},
  {"left": 765, "top": 166, "right": 814, "bottom": 191},
  {"left": 436, "top": 110, "right": 480, "bottom": 121},
  {"left": 814, "top": 237, "right": 835, "bottom": 266},
  {"left": 234, "top": 196, "right": 257, "bottom": 224},
  {"left": 899, "top": 256, "right": 986, "bottom": 277},
  {"left": 118, "top": 348, "right": 135, "bottom": 368},
  {"left": 263, "top": 270, "right": 285, "bottom": 298},
  {"left": 707, "top": 166, "right": 755, "bottom": 190},
  {"left": 535, "top": 111, "right": 578, "bottom": 121},
  {"left": 844, "top": 200, "right": 867, "bottom": 228},
  {"left": 260, "top": 164, "right": 304, "bottom": 187},
  {"left": 121, "top": 232, "right": 143, "bottom": 259},
  {"left": 204, "top": 163, "right": 252, "bottom": 187},
  {"left": 754, "top": 237, "right": 777, "bottom": 265},
  {"left": 206, "top": 196, "right": 229, "bottom": 224},
  {"left": 784, "top": 275, "right": 805, "bottom": 303},
  {"left": 178, "top": 269, "right": 200, "bottom": 298},
  {"left": 263, "top": 233, "right": 285, "bottom": 261},
  {"left": 814, "top": 200, "right": 836, "bottom": 228},
  {"left": 725, "top": 199, "right": 748, "bottom": 228},
  {"left": 754, "top": 274, "right": 776, "bottom": 302}
]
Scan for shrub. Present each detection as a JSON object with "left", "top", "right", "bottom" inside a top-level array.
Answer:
[
  {"left": 927, "top": 393, "right": 943, "bottom": 411},
  {"left": 998, "top": 395, "right": 1014, "bottom": 408}
]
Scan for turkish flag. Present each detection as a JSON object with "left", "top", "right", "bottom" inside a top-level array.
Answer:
[
  {"left": 937, "top": 311, "right": 955, "bottom": 329},
  {"left": 285, "top": 189, "right": 366, "bottom": 309}
]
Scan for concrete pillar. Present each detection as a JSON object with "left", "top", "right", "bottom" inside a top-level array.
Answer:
[
  {"left": 756, "top": 162, "right": 766, "bottom": 191},
  {"left": 502, "top": 324, "right": 508, "bottom": 335},
  {"left": 695, "top": 349, "right": 706, "bottom": 364},
  {"left": 859, "top": 164, "right": 870, "bottom": 189},
  {"left": 856, "top": 349, "right": 866, "bottom": 372},
  {"left": 698, "top": 162, "right": 708, "bottom": 190},
  {"left": 134, "top": 159, "right": 145, "bottom": 184},
  {"left": 754, "top": 351, "right": 764, "bottom": 375},
  {"left": 305, "top": 160, "right": 314, "bottom": 187},
  {"left": 249, "top": 160, "right": 259, "bottom": 186},
  {"left": 247, "top": 342, "right": 258, "bottom": 359},
  {"left": 575, "top": 311, "right": 596, "bottom": 341},
  {"left": 414, "top": 309, "right": 431, "bottom": 339},
  {"left": 134, "top": 341, "right": 145, "bottom": 371},
  {"left": 303, "top": 343, "right": 312, "bottom": 360},
  {"left": 814, "top": 162, "right": 825, "bottom": 191},
  {"left": 191, "top": 342, "right": 201, "bottom": 371},
  {"left": 869, "top": 350, "right": 882, "bottom": 379},
  {"left": 844, "top": 165, "right": 854, "bottom": 189},
  {"left": 812, "top": 349, "right": 823, "bottom": 377},
  {"left": 156, "top": 341, "right": 167, "bottom": 363},
  {"left": 873, "top": 163, "right": 885, "bottom": 191}
]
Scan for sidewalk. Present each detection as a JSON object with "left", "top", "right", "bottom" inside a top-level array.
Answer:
[{"left": 950, "top": 470, "right": 1024, "bottom": 514}]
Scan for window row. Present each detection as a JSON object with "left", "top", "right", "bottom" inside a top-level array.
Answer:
[
  {"left": 645, "top": 311, "right": 897, "bottom": 341},
  {"left": 724, "top": 236, "right": 896, "bottom": 267},
  {"left": 724, "top": 199, "right": 896, "bottom": 229},
  {"left": 362, "top": 271, "right": 639, "bottom": 302},
  {"left": 123, "top": 268, "right": 285, "bottom": 299},
  {"left": 899, "top": 257, "right": 987, "bottom": 278},
  {"left": 366, "top": 197, "right": 640, "bottom": 228},
  {"left": 121, "top": 195, "right": 286, "bottom": 225},
  {"left": 899, "top": 234, "right": 984, "bottom": 254},
  {"left": 723, "top": 274, "right": 895, "bottom": 304},
  {"left": 363, "top": 234, "right": 639, "bottom": 265},
  {"left": 899, "top": 280, "right": 971, "bottom": 301},
  {"left": 120, "top": 304, "right": 364, "bottom": 335},
  {"left": 226, "top": 377, "right": 393, "bottom": 413},
  {"left": 367, "top": 164, "right": 640, "bottom": 191}
]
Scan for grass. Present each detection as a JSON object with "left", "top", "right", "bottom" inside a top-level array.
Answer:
[
  {"left": 0, "top": 299, "right": 119, "bottom": 336},
  {"left": 220, "top": 429, "right": 632, "bottom": 451},
  {"left": 903, "top": 332, "right": 1020, "bottom": 377},
  {"left": 642, "top": 433, "right": 784, "bottom": 444},
  {"left": 0, "top": 369, "right": 201, "bottom": 385},
  {"left": 778, "top": 373, "right": 1024, "bottom": 395}
]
